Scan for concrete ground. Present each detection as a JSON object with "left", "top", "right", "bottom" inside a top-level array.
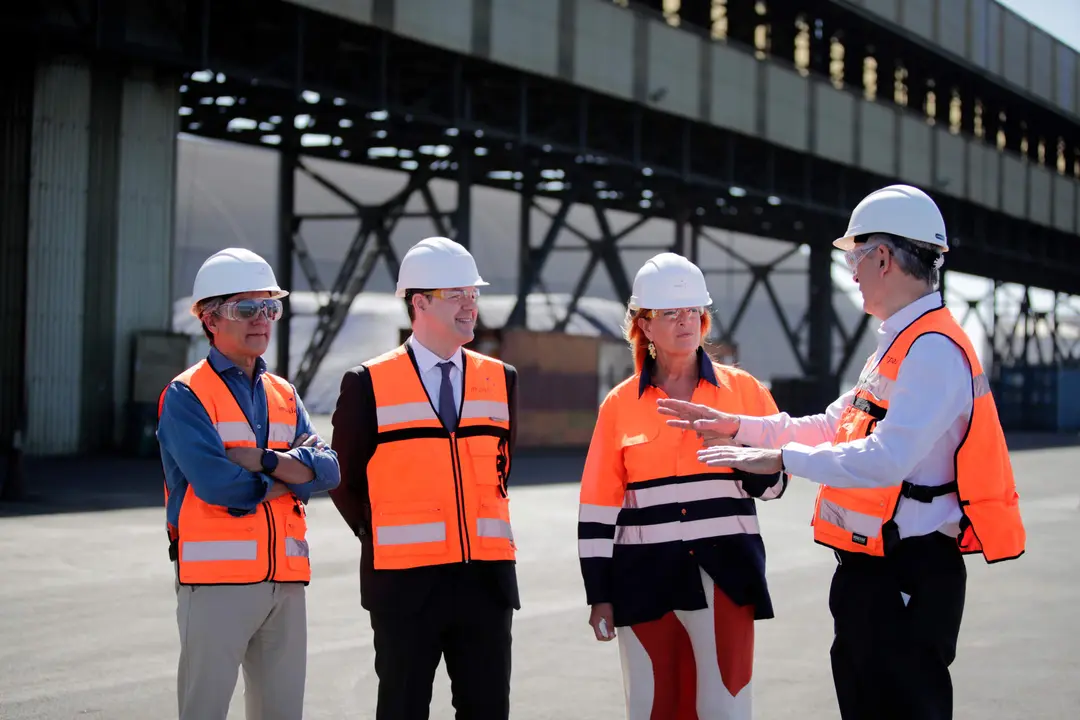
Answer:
[{"left": 1, "top": 429, "right": 1078, "bottom": 719}]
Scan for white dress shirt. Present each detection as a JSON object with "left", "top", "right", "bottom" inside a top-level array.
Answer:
[
  {"left": 735, "top": 292, "right": 971, "bottom": 539},
  {"left": 408, "top": 335, "right": 463, "bottom": 416}
]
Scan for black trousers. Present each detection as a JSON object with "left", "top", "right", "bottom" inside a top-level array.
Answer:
[
  {"left": 368, "top": 566, "right": 513, "bottom": 720},
  {"left": 829, "top": 532, "right": 967, "bottom": 720}
]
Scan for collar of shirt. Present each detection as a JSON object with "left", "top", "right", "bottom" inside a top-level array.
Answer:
[
  {"left": 877, "top": 291, "right": 944, "bottom": 347},
  {"left": 407, "top": 335, "right": 463, "bottom": 375},
  {"left": 207, "top": 345, "right": 267, "bottom": 381},
  {"left": 638, "top": 346, "right": 719, "bottom": 398}
]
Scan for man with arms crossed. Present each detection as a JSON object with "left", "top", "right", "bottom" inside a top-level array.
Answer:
[{"left": 158, "top": 247, "right": 340, "bottom": 720}]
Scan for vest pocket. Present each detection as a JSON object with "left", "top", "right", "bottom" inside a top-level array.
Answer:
[
  {"left": 179, "top": 518, "right": 262, "bottom": 582},
  {"left": 284, "top": 515, "right": 309, "bottom": 571},
  {"left": 465, "top": 436, "right": 507, "bottom": 497},
  {"left": 373, "top": 501, "right": 449, "bottom": 556}
]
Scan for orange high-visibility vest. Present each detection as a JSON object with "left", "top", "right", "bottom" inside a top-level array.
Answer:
[
  {"left": 811, "top": 307, "right": 1026, "bottom": 563},
  {"left": 365, "top": 344, "right": 515, "bottom": 570},
  {"left": 159, "top": 360, "right": 311, "bottom": 585}
]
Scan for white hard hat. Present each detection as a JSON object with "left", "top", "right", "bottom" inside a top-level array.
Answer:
[
  {"left": 628, "top": 253, "right": 712, "bottom": 311},
  {"left": 191, "top": 248, "right": 288, "bottom": 308},
  {"left": 395, "top": 236, "right": 489, "bottom": 298},
  {"left": 834, "top": 184, "right": 948, "bottom": 252}
]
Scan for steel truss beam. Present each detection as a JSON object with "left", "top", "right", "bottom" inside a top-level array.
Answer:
[
  {"left": 14, "top": 0, "right": 1079, "bottom": 295},
  {"left": 506, "top": 169, "right": 870, "bottom": 385},
  {"left": 691, "top": 230, "right": 871, "bottom": 382},
  {"left": 958, "top": 285, "right": 1080, "bottom": 373},
  {"left": 284, "top": 155, "right": 467, "bottom": 396},
  {"left": 506, "top": 178, "right": 657, "bottom": 334}
]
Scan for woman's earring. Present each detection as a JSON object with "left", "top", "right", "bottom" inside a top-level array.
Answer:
[{"left": 648, "top": 342, "right": 656, "bottom": 359}]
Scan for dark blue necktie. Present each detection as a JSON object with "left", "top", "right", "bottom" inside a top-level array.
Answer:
[{"left": 438, "top": 361, "right": 458, "bottom": 429}]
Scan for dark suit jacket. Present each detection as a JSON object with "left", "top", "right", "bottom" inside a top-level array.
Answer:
[{"left": 328, "top": 349, "right": 521, "bottom": 615}]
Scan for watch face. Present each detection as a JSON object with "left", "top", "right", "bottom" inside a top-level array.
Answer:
[{"left": 262, "top": 450, "right": 278, "bottom": 472}]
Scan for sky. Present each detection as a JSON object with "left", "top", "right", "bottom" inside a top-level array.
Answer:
[{"left": 996, "top": 0, "right": 1080, "bottom": 51}]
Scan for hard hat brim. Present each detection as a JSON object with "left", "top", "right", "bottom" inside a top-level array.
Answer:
[
  {"left": 628, "top": 296, "right": 713, "bottom": 311},
  {"left": 394, "top": 279, "right": 490, "bottom": 299},
  {"left": 192, "top": 285, "right": 289, "bottom": 306},
  {"left": 833, "top": 236, "right": 857, "bottom": 252}
]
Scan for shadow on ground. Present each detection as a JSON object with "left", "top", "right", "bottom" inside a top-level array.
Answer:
[
  {"left": 0, "top": 448, "right": 587, "bottom": 518},
  {"left": 1, "top": 430, "right": 1074, "bottom": 518}
]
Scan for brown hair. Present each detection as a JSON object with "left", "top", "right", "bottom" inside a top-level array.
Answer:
[{"left": 622, "top": 307, "right": 713, "bottom": 373}]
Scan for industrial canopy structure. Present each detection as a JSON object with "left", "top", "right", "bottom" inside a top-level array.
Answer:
[{"left": 3, "top": 0, "right": 1080, "bottom": 456}]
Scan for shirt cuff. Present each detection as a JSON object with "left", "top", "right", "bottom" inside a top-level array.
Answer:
[
  {"left": 734, "top": 416, "right": 767, "bottom": 446},
  {"left": 778, "top": 442, "right": 817, "bottom": 482},
  {"left": 289, "top": 481, "right": 315, "bottom": 504}
]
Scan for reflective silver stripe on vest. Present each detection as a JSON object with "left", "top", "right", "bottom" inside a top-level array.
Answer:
[
  {"left": 614, "top": 514, "right": 760, "bottom": 545},
  {"left": 375, "top": 521, "right": 447, "bottom": 546},
  {"left": 578, "top": 538, "right": 614, "bottom": 559},
  {"left": 578, "top": 503, "right": 621, "bottom": 525},
  {"left": 182, "top": 539, "right": 259, "bottom": 562},
  {"left": 818, "top": 498, "right": 882, "bottom": 539},
  {"left": 859, "top": 370, "right": 893, "bottom": 400},
  {"left": 377, "top": 402, "right": 439, "bottom": 428},
  {"left": 462, "top": 400, "right": 509, "bottom": 421},
  {"left": 285, "top": 538, "right": 309, "bottom": 558},
  {"left": 477, "top": 517, "right": 513, "bottom": 541},
  {"left": 625, "top": 478, "right": 744, "bottom": 508},
  {"left": 215, "top": 421, "right": 257, "bottom": 444},
  {"left": 269, "top": 422, "right": 296, "bottom": 444},
  {"left": 973, "top": 372, "right": 991, "bottom": 399}
]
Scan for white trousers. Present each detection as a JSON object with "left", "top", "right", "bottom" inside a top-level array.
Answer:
[
  {"left": 617, "top": 568, "right": 754, "bottom": 720},
  {"left": 176, "top": 580, "right": 307, "bottom": 720}
]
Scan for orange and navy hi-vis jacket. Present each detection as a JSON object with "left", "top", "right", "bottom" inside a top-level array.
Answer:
[
  {"left": 364, "top": 344, "right": 515, "bottom": 570},
  {"left": 159, "top": 360, "right": 311, "bottom": 585},
  {"left": 578, "top": 349, "right": 788, "bottom": 628},
  {"left": 812, "top": 306, "right": 1026, "bottom": 562}
]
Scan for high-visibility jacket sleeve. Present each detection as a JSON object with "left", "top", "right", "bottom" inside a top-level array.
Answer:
[
  {"left": 578, "top": 393, "right": 626, "bottom": 606},
  {"left": 734, "top": 373, "right": 789, "bottom": 501}
]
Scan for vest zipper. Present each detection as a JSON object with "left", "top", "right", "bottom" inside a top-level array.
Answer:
[
  {"left": 449, "top": 431, "right": 470, "bottom": 563},
  {"left": 263, "top": 502, "right": 276, "bottom": 581}
]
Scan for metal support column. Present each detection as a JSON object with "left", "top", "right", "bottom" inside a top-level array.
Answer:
[
  {"left": 509, "top": 159, "right": 536, "bottom": 328},
  {"left": 808, "top": 240, "right": 836, "bottom": 403},
  {"left": 277, "top": 143, "right": 297, "bottom": 378},
  {"left": 455, "top": 144, "right": 472, "bottom": 247}
]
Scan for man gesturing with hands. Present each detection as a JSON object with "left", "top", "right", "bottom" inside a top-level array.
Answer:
[{"left": 657, "top": 184, "right": 1026, "bottom": 720}]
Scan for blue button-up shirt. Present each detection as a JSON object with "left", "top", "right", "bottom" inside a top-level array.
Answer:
[{"left": 157, "top": 347, "right": 340, "bottom": 527}]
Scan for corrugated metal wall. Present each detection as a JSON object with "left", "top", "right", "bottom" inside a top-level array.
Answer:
[
  {"left": 20, "top": 58, "right": 178, "bottom": 455},
  {"left": 0, "top": 58, "right": 33, "bottom": 453},
  {"left": 80, "top": 67, "right": 123, "bottom": 451},
  {"left": 112, "top": 69, "right": 179, "bottom": 444},
  {"left": 25, "top": 59, "right": 91, "bottom": 455}
]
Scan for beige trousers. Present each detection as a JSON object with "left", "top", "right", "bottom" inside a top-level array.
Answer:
[{"left": 176, "top": 580, "right": 307, "bottom": 720}]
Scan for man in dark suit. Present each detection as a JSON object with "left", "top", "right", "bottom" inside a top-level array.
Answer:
[{"left": 329, "top": 236, "right": 520, "bottom": 720}]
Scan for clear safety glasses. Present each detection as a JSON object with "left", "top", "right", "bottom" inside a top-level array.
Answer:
[
  {"left": 215, "top": 298, "right": 284, "bottom": 322},
  {"left": 843, "top": 242, "right": 887, "bottom": 272},
  {"left": 649, "top": 307, "right": 704, "bottom": 322},
  {"left": 425, "top": 288, "right": 480, "bottom": 303}
]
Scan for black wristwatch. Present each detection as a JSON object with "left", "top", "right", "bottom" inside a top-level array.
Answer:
[{"left": 260, "top": 449, "right": 279, "bottom": 475}]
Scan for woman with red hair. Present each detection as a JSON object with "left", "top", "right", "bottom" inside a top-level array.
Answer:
[{"left": 577, "top": 252, "right": 787, "bottom": 719}]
